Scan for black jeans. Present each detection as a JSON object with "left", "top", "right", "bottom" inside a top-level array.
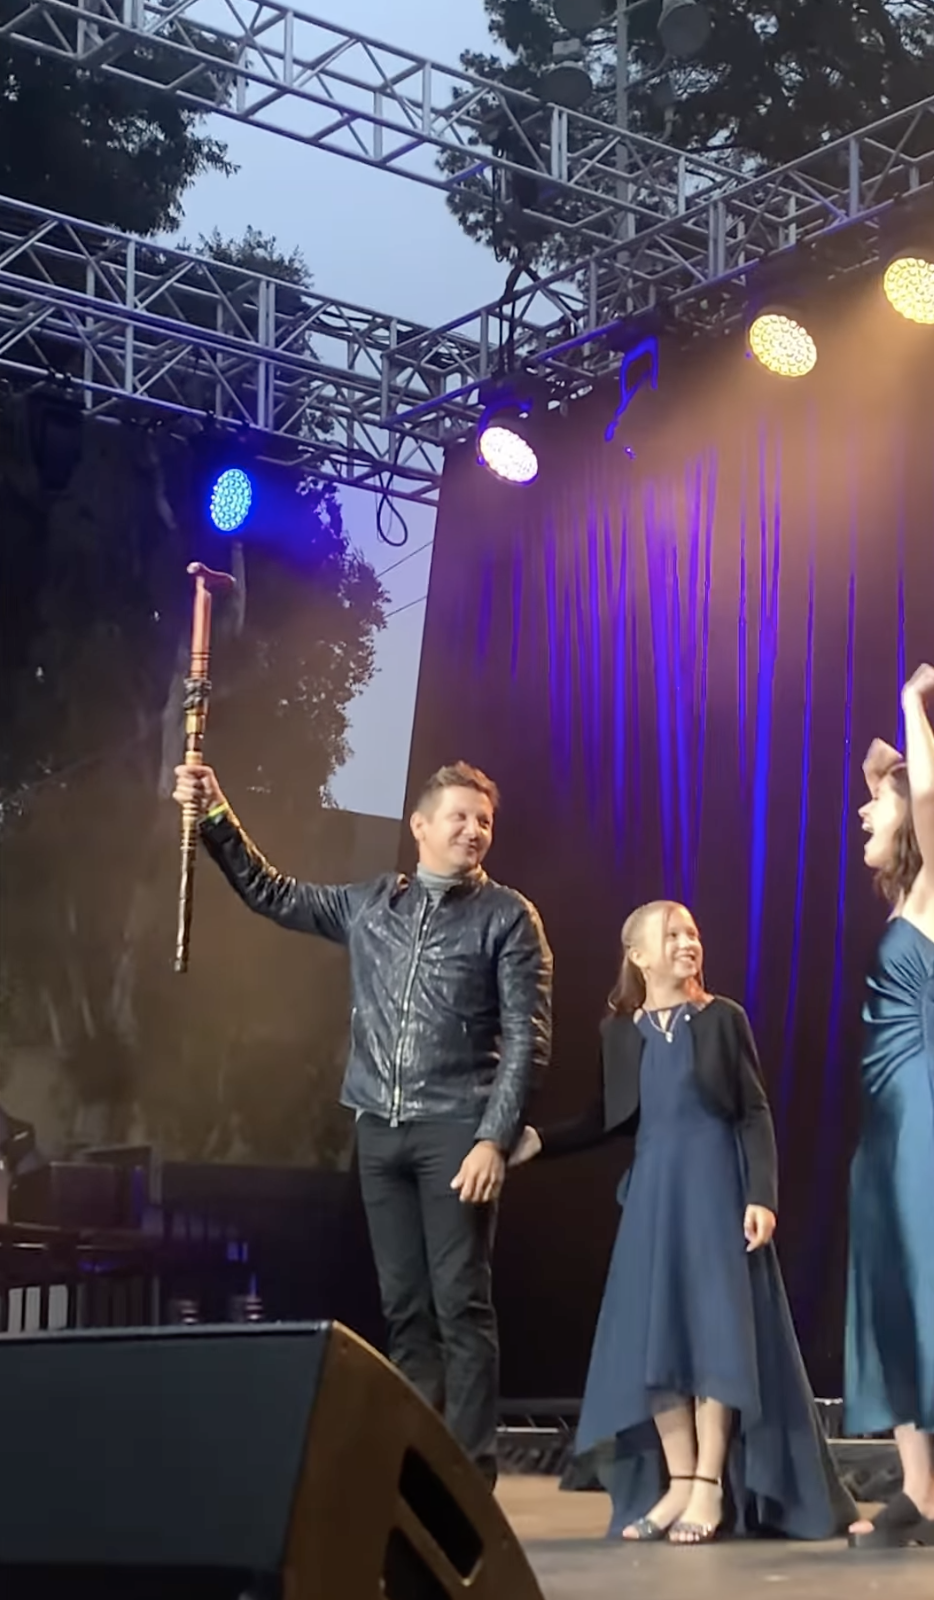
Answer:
[{"left": 355, "top": 1115, "right": 499, "bottom": 1483}]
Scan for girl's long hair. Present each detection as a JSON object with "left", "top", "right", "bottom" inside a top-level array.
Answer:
[
  {"left": 874, "top": 766, "right": 922, "bottom": 907},
  {"left": 607, "top": 900, "right": 707, "bottom": 1016}
]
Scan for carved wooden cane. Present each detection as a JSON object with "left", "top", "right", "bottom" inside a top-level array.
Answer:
[{"left": 175, "top": 561, "right": 236, "bottom": 974}]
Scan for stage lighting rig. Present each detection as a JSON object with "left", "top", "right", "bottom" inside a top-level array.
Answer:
[
  {"left": 657, "top": 0, "right": 710, "bottom": 59},
  {"left": 876, "top": 199, "right": 934, "bottom": 327},
  {"left": 747, "top": 309, "right": 817, "bottom": 378},
  {"left": 883, "top": 250, "right": 934, "bottom": 326},
  {"left": 476, "top": 374, "right": 549, "bottom": 486},
  {"left": 744, "top": 257, "right": 819, "bottom": 379},
  {"left": 208, "top": 466, "right": 254, "bottom": 534},
  {"left": 882, "top": 222, "right": 934, "bottom": 327},
  {"left": 544, "top": 1, "right": 710, "bottom": 109},
  {"left": 477, "top": 411, "right": 539, "bottom": 485},
  {"left": 552, "top": 0, "right": 710, "bottom": 58},
  {"left": 188, "top": 426, "right": 311, "bottom": 550},
  {"left": 187, "top": 426, "right": 261, "bottom": 538},
  {"left": 553, "top": 0, "right": 607, "bottom": 28}
]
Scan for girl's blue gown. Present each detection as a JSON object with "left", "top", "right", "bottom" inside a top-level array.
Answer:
[{"left": 574, "top": 1007, "right": 854, "bottom": 1538}]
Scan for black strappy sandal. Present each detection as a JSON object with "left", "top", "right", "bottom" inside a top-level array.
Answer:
[
  {"left": 622, "top": 1476, "right": 694, "bottom": 1543},
  {"left": 848, "top": 1492, "right": 934, "bottom": 1550},
  {"left": 669, "top": 1475, "right": 725, "bottom": 1545}
]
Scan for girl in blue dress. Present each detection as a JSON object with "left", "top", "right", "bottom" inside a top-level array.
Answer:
[
  {"left": 512, "top": 901, "right": 853, "bottom": 1545},
  {"left": 846, "top": 663, "right": 934, "bottom": 1550}
]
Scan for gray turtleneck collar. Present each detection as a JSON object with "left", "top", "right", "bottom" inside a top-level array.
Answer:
[{"left": 416, "top": 863, "right": 479, "bottom": 903}]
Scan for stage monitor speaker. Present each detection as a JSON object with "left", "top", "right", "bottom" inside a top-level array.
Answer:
[{"left": 0, "top": 1321, "right": 543, "bottom": 1600}]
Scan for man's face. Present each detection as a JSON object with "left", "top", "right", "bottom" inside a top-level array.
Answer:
[{"left": 411, "top": 785, "right": 494, "bottom": 875}]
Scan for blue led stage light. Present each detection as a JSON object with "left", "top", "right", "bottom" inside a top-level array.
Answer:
[{"left": 209, "top": 467, "right": 254, "bottom": 533}]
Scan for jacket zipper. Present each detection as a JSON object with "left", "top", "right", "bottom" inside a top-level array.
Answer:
[{"left": 389, "top": 896, "right": 433, "bottom": 1126}]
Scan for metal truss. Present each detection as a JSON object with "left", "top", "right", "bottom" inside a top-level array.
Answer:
[
  {"left": 4, "top": 2, "right": 932, "bottom": 263},
  {"left": 0, "top": 2, "right": 933, "bottom": 496},
  {"left": 0, "top": 0, "right": 744, "bottom": 245},
  {"left": 2, "top": 69, "right": 933, "bottom": 505},
  {"left": 384, "top": 91, "right": 934, "bottom": 421},
  {"left": 0, "top": 197, "right": 450, "bottom": 503}
]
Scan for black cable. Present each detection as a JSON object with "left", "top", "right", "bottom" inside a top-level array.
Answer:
[
  {"left": 499, "top": 257, "right": 525, "bottom": 373},
  {"left": 376, "top": 537, "right": 433, "bottom": 579},
  {"left": 384, "top": 593, "right": 427, "bottom": 620},
  {"left": 375, "top": 475, "right": 410, "bottom": 547}
]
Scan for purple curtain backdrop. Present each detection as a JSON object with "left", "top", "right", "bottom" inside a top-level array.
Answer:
[{"left": 403, "top": 292, "right": 934, "bottom": 1401}]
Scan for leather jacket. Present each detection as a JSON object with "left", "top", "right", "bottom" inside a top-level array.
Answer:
[{"left": 200, "top": 808, "right": 553, "bottom": 1149}]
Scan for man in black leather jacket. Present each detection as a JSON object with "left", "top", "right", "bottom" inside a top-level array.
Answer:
[{"left": 173, "top": 758, "right": 553, "bottom": 1484}]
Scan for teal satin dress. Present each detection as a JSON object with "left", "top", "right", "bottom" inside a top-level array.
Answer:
[{"left": 845, "top": 917, "right": 934, "bottom": 1435}]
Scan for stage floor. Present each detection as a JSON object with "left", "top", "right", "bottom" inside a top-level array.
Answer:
[{"left": 496, "top": 1477, "right": 934, "bottom": 1599}]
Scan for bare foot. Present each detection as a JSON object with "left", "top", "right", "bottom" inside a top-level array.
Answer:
[
  {"left": 848, "top": 1517, "right": 874, "bottom": 1537},
  {"left": 905, "top": 1486, "right": 934, "bottom": 1520},
  {"left": 622, "top": 1478, "right": 693, "bottom": 1539},
  {"left": 669, "top": 1478, "right": 724, "bottom": 1543}
]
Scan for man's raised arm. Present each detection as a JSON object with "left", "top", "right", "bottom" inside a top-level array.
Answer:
[{"left": 174, "top": 762, "right": 359, "bottom": 943}]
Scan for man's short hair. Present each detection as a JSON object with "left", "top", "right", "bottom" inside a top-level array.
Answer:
[{"left": 416, "top": 761, "right": 500, "bottom": 816}]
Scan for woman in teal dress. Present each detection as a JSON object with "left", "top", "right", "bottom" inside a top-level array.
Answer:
[{"left": 846, "top": 663, "right": 934, "bottom": 1550}]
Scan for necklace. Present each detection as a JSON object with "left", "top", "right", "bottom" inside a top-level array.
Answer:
[{"left": 645, "top": 1003, "right": 686, "bottom": 1043}]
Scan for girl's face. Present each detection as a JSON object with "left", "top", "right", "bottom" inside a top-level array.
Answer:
[
  {"left": 633, "top": 904, "right": 704, "bottom": 988},
  {"left": 859, "top": 775, "right": 908, "bottom": 871}
]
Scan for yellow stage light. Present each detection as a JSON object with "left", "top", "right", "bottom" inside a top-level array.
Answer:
[
  {"left": 883, "top": 252, "right": 934, "bottom": 326},
  {"left": 748, "top": 311, "right": 817, "bottom": 378}
]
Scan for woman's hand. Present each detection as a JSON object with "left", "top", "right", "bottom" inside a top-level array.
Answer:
[
  {"left": 862, "top": 737, "right": 904, "bottom": 796},
  {"left": 902, "top": 662, "right": 934, "bottom": 709},
  {"left": 744, "top": 1205, "right": 776, "bottom": 1252},
  {"left": 508, "top": 1126, "right": 543, "bottom": 1167}
]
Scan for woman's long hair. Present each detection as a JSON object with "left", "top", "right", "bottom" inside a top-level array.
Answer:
[
  {"left": 875, "top": 766, "right": 922, "bottom": 907},
  {"left": 607, "top": 900, "right": 706, "bottom": 1016}
]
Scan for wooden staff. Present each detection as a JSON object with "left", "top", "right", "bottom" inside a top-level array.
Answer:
[{"left": 175, "top": 561, "right": 236, "bottom": 974}]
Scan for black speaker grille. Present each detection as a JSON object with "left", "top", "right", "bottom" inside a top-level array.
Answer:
[
  {"left": 384, "top": 1529, "right": 450, "bottom": 1600},
  {"left": 398, "top": 1448, "right": 482, "bottom": 1580},
  {"left": 0, "top": 1325, "right": 329, "bottom": 1569}
]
